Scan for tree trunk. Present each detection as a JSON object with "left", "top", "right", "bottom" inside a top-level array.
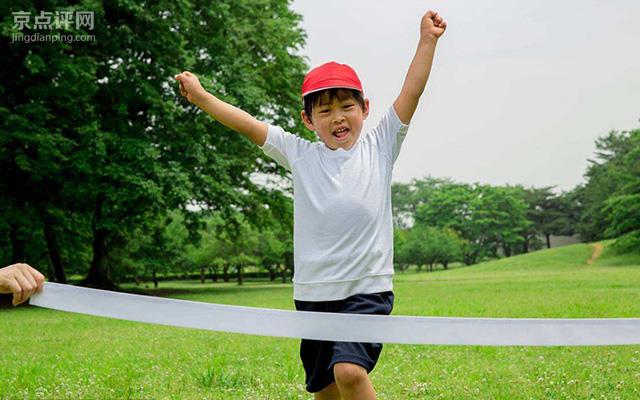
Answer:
[
  {"left": 503, "top": 243, "right": 512, "bottom": 257},
  {"left": 209, "top": 267, "right": 217, "bottom": 283},
  {"left": 83, "top": 228, "right": 116, "bottom": 289},
  {"left": 223, "top": 264, "right": 230, "bottom": 282},
  {"left": 281, "top": 263, "right": 287, "bottom": 283},
  {"left": 82, "top": 196, "right": 116, "bottom": 289},
  {"left": 285, "top": 252, "right": 294, "bottom": 277},
  {"left": 443, "top": 261, "right": 448, "bottom": 270},
  {"left": 237, "top": 265, "right": 243, "bottom": 285},
  {"left": 546, "top": 233, "right": 551, "bottom": 249},
  {"left": 43, "top": 214, "right": 66, "bottom": 283},
  {"left": 268, "top": 264, "right": 276, "bottom": 281},
  {"left": 200, "top": 266, "right": 205, "bottom": 283},
  {"left": 10, "top": 224, "right": 26, "bottom": 263},
  {"left": 152, "top": 270, "right": 158, "bottom": 288}
]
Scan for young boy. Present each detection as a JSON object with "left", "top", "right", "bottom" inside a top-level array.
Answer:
[{"left": 176, "top": 10, "right": 446, "bottom": 400}]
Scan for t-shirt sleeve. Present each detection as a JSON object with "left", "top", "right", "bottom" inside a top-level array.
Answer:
[
  {"left": 368, "top": 104, "right": 410, "bottom": 164},
  {"left": 259, "top": 124, "right": 313, "bottom": 171}
]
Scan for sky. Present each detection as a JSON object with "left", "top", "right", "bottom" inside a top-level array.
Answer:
[{"left": 289, "top": 0, "right": 640, "bottom": 191}]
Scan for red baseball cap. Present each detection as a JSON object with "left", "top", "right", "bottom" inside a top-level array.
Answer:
[{"left": 301, "top": 61, "right": 363, "bottom": 98}]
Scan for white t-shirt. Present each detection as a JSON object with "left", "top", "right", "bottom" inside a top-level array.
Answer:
[{"left": 260, "top": 105, "right": 409, "bottom": 301}]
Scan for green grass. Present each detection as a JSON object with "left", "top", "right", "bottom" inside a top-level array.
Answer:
[{"left": 2, "top": 242, "right": 640, "bottom": 399}]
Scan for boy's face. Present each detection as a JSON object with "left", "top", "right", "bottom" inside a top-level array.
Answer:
[{"left": 301, "top": 96, "right": 370, "bottom": 151}]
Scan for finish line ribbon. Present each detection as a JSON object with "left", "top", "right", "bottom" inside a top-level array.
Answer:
[{"left": 29, "top": 282, "right": 640, "bottom": 346}]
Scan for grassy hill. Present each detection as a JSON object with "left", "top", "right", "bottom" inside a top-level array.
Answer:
[
  {"left": 1, "top": 242, "right": 639, "bottom": 399},
  {"left": 393, "top": 241, "right": 640, "bottom": 318}
]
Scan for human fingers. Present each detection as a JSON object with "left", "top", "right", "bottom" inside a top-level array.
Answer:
[
  {"left": 0, "top": 267, "right": 11, "bottom": 293},
  {"left": 175, "top": 74, "right": 187, "bottom": 84},
  {"left": 12, "top": 273, "right": 29, "bottom": 306},
  {"left": 175, "top": 72, "right": 191, "bottom": 83},
  {"left": 178, "top": 71, "right": 193, "bottom": 81},
  {"left": 5, "top": 277, "right": 22, "bottom": 306},
  {"left": 26, "top": 266, "right": 46, "bottom": 293},
  {"left": 0, "top": 263, "right": 25, "bottom": 293},
  {"left": 14, "top": 270, "right": 37, "bottom": 305},
  {"left": 174, "top": 74, "right": 187, "bottom": 96},
  {"left": 424, "top": 10, "right": 437, "bottom": 19}
]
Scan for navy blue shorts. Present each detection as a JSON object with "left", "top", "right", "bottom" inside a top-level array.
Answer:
[{"left": 294, "top": 291, "right": 394, "bottom": 393}]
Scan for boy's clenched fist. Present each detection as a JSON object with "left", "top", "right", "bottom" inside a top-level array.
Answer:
[
  {"left": 420, "top": 10, "right": 447, "bottom": 40},
  {"left": 175, "top": 71, "right": 206, "bottom": 104}
]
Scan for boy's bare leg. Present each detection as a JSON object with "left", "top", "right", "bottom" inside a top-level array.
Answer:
[
  {"left": 314, "top": 382, "right": 341, "bottom": 400},
  {"left": 333, "top": 362, "right": 376, "bottom": 400}
]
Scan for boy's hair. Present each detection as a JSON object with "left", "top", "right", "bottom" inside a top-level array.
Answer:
[{"left": 303, "top": 88, "right": 365, "bottom": 122}]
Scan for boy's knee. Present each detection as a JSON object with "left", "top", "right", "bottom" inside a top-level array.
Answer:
[{"left": 333, "top": 362, "right": 367, "bottom": 387}]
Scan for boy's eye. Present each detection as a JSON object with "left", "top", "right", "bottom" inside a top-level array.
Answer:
[
  {"left": 344, "top": 104, "right": 354, "bottom": 109},
  {"left": 319, "top": 110, "right": 329, "bottom": 114}
]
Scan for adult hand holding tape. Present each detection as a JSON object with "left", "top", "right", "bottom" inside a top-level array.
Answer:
[
  {"left": 29, "top": 282, "right": 640, "bottom": 346},
  {"left": 0, "top": 263, "right": 46, "bottom": 306}
]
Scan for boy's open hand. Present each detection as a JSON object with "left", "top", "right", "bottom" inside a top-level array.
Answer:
[
  {"left": 0, "top": 263, "right": 45, "bottom": 306},
  {"left": 420, "top": 10, "right": 447, "bottom": 41},
  {"left": 175, "top": 71, "right": 206, "bottom": 104}
]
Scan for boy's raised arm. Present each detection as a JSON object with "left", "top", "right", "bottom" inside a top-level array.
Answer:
[
  {"left": 175, "top": 71, "right": 268, "bottom": 147},
  {"left": 393, "top": 11, "right": 447, "bottom": 125}
]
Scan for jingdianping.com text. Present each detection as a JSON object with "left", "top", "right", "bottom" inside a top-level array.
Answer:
[{"left": 11, "top": 32, "right": 95, "bottom": 44}]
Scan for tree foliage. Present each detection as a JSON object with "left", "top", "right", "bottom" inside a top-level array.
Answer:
[
  {"left": 579, "top": 129, "right": 640, "bottom": 251},
  {"left": 396, "top": 225, "right": 463, "bottom": 272},
  {"left": 0, "top": 0, "right": 307, "bottom": 287}
]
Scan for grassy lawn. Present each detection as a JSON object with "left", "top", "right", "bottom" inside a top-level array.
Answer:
[{"left": 1, "top": 242, "right": 639, "bottom": 399}]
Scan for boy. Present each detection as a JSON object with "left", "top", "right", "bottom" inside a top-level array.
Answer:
[{"left": 176, "top": 10, "right": 446, "bottom": 400}]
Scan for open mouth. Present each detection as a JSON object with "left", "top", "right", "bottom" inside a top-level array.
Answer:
[{"left": 332, "top": 127, "right": 350, "bottom": 140}]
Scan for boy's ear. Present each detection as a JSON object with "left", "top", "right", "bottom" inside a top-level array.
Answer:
[
  {"left": 301, "top": 110, "right": 315, "bottom": 131},
  {"left": 363, "top": 98, "right": 371, "bottom": 120}
]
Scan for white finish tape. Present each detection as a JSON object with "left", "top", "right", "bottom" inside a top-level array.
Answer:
[{"left": 29, "top": 282, "right": 640, "bottom": 346}]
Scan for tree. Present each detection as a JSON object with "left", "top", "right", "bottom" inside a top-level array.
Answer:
[
  {"left": 393, "top": 228, "right": 411, "bottom": 272},
  {"left": 576, "top": 128, "right": 640, "bottom": 252},
  {"left": 0, "top": 0, "right": 98, "bottom": 277},
  {"left": 403, "top": 224, "right": 463, "bottom": 272},
  {"left": 112, "top": 210, "right": 191, "bottom": 288},
  {"left": 1, "top": 0, "right": 308, "bottom": 287},
  {"left": 262, "top": 187, "right": 294, "bottom": 283},
  {"left": 470, "top": 185, "right": 530, "bottom": 258},
  {"left": 188, "top": 223, "right": 227, "bottom": 284},
  {"left": 601, "top": 129, "right": 640, "bottom": 252},
  {"left": 413, "top": 179, "right": 475, "bottom": 236},
  {"left": 521, "top": 186, "right": 575, "bottom": 251},
  {"left": 257, "top": 226, "right": 286, "bottom": 281},
  {"left": 413, "top": 181, "right": 529, "bottom": 263},
  {"left": 433, "top": 228, "right": 464, "bottom": 269}
]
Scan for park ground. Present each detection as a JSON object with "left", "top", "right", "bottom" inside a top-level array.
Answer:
[{"left": 1, "top": 242, "right": 639, "bottom": 399}]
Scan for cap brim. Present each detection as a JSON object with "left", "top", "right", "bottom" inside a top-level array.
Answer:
[{"left": 302, "top": 85, "right": 363, "bottom": 98}]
